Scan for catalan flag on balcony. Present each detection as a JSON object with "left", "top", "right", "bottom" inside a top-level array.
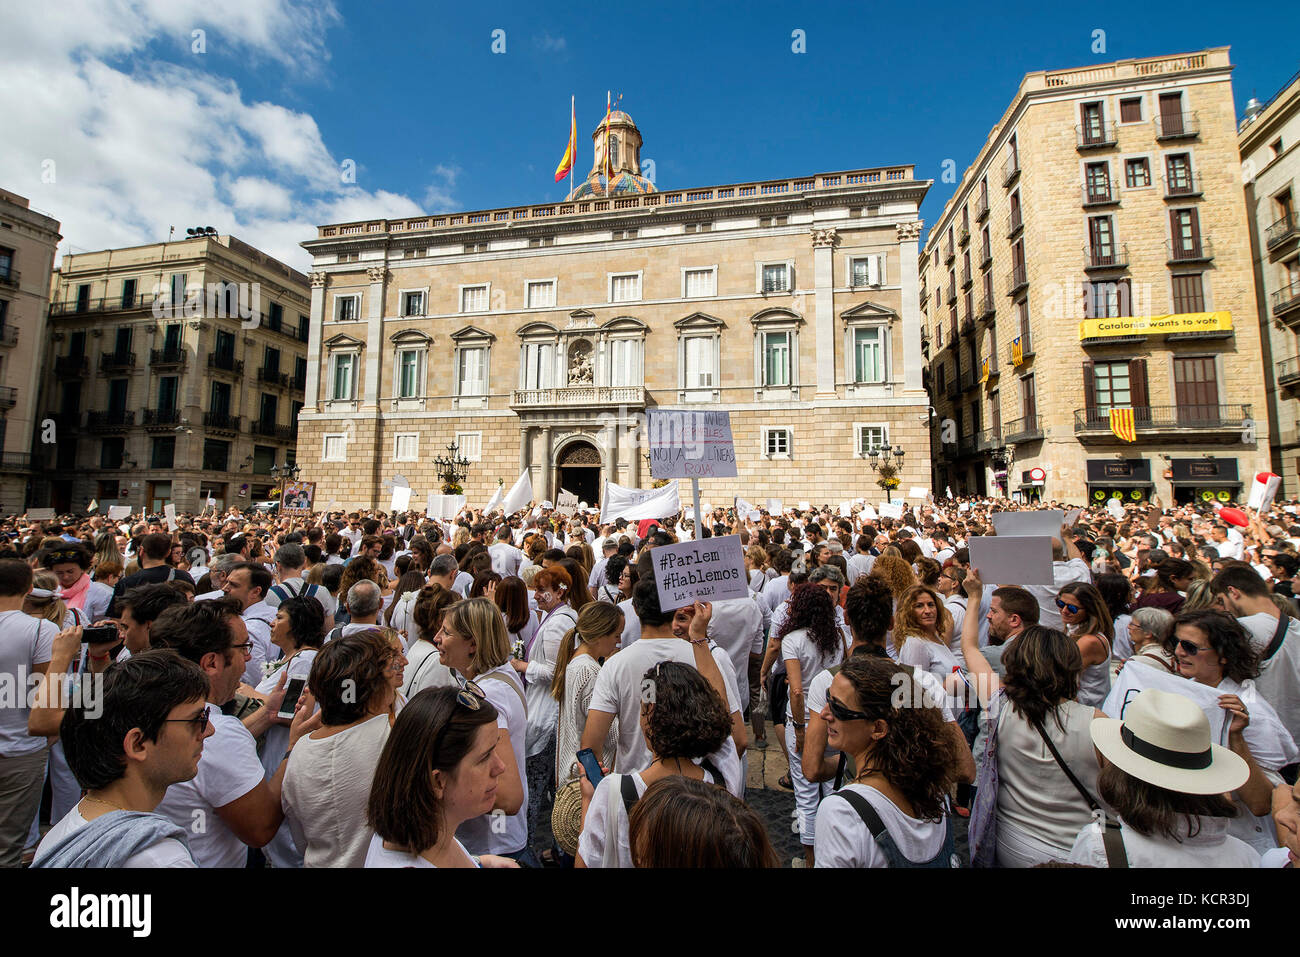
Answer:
[
  {"left": 1109, "top": 407, "right": 1136, "bottom": 443},
  {"left": 1011, "top": 336, "right": 1024, "bottom": 366},
  {"left": 980, "top": 358, "right": 989, "bottom": 383},
  {"left": 554, "top": 96, "right": 576, "bottom": 184}
]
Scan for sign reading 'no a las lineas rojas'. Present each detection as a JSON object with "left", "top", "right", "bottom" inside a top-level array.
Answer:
[{"left": 646, "top": 410, "right": 737, "bottom": 479}]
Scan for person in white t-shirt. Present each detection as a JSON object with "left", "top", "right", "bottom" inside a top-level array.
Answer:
[
  {"left": 33, "top": 650, "right": 212, "bottom": 868},
  {"left": 365, "top": 686, "right": 519, "bottom": 868},
  {"left": 221, "top": 563, "right": 276, "bottom": 685},
  {"left": 576, "top": 660, "right": 740, "bottom": 868}
]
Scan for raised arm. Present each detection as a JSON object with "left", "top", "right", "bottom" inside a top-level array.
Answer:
[{"left": 960, "top": 568, "right": 999, "bottom": 706}]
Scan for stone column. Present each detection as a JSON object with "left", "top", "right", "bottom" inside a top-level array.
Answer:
[
  {"left": 362, "top": 266, "right": 386, "bottom": 410},
  {"left": 897, "top": 221, "right": 924, "bottom": 394},
  {"left": 811, "top": 227, "right": 839, "bottom": 397},
  {"left": 519, "top": 426, "right": 531, "bottom": 474},
  {"left": 303, "top": 271, "right": 327, "bottom": 412},
  {"left": 539, "top": 426, "right": 553, "bottom": 503}
]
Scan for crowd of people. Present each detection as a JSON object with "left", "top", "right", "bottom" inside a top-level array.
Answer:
[{"left": 1, "top": 492, "right": 1298, "bottom": 869}]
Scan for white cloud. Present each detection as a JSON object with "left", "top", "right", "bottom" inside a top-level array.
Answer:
[
  {"left": 0, "top": 0, "right": 441, "bottom": 271},
  {"left": 534, "top": 33, "right": 567, "bottom": 53}
]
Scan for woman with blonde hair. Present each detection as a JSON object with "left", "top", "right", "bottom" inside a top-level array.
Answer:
[
  {"left": 565, "top": 542, "right": 594, "bottom": 576},
  {"left": 433, "top": 597, "right": 531, "bottom": 864},
  {"left": 746, "top": 545, "right": 771, "bottom": 595},
  {"left": 552, "top": 601, "right": 623, "bottom": 785},
  {"left": 1182, "top": 578, "right": 1218, "bottom": 612},
  {"left": 869, "top": 553, "right": 917, "bottom": 603},
  {"left": 894, "top": 584, "right": 960, "bottom": 684},
  {"left": 1054, "top": 582, "right": 1114, "bottom": 708},
  {"left": 25, "top": 570, "right": 74, "bottom": 628}
]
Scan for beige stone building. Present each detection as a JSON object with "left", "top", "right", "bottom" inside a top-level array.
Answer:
[
  {"left": 0, "top": 188, "right": 61, "bottom": 514},
  {"left": 920, "top": 47, "right": 1271, "bottom": 506},
  {"left": 299, "top": 112, "right": 932, "bottom": 511},
  {"left": 1240, "top": 70, "right": 1300, "bottom": 493},
  {"left": 37, "top": 234, "right": 309, "bottom": 513}
]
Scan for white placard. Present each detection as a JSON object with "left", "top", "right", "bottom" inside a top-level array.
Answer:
[
  {"left": 838, "top": 501, "right": 852, "bottom": 517},
  {"left": 390, "top": 486, "right": 412, "bottom": 512},
  {"left": 108, "top": 505, "right": 133, "bottom": 520},
  {"left": 909, "top": 487, "right": 929, "bottom": 500},
  {"left": 861, "top": 505, "right": 878, "bottom": 520},
  {"left": 601, "top": 480, "right": 682, "bottom": 522},
  {"left": 87, "top": 499, "right": 99, "bottom": 514},
  {"left": 957, "top": 503, "right": 971, "bottom": 512},
  {"left": 798, "top": 501, "right": 811, "bottom": 512},
  {"left": 646, "top": 409, "right": 737, "bottom": 479},
  {"left": 1106, "top": 498, "right": 1125, "bottom": 520},
  {"left": 878, "top": 503, "right": 903, "bottom": 520},
  {"left": 1248, "top": 472, "right": 1281, "bottom": 512},
  {"left": 1065, "top": 508, "right": 1083, "bottom": 526},
  {"left": 27, "top": 508, "right": 55, "bottom": 521},
  {"left": 967, "top": 535, "right": 1055, "bottom": 585},
  {"left": 652, "top": 534, "right": 748, "bottom": 610},
  {"left": 556, "top": 490, "right": 579, "bottom": 517},
  {"left": 1103, "top": 665, "right": 1228, "bottom": 745},
  {"left": 766, "top": 499, "right": 782, "bottom": 514},
  {"left": 425, "top": 493, "right": 465, "bottom": 520},
  {"left": 163, "top": 504, "right": 178, "bottom": 532},
  {"left": 991, "top": 510, "right": 1065, "bottom": 539}
]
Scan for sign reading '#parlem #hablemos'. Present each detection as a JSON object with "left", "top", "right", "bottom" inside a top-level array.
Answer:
[
  {"left": 652, "top": 533, "right": 748, "bottom": 610},
  {"left": 646, "top": 410, "right": 737, "bottom": 479}
]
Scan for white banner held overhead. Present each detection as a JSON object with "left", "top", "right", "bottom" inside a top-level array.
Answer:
[
  {"left": 27, "top": 508, "right": 55, "bottom": 521},
  {"left": 652, "top": 533, "right": 749, "bottom": 610},
  {"left": 909, "top": 487, "right": 930, "bottom": 500},
  {"left": 766, "top": 499, "right": 782, "bottom": 514},
  {"left": 501, "top": 468, "right": 534, "bottom": 516},
  {"left": 990, "top": 510, "right": 1065, "bottom": 539},
  {"left": 425, "top": 493, "right": 465, "bottom": 520},
  {"left": 646, "top": 410, "right": 737, "bottom": 479},
  {"left": 163, "top": 504, "right": 178, "bottom": 532},
  {"left": 108, "top": 505, "right": 132, "bottom": 520},
  {"left": 390, "top": 485, "right": 412, "bottom": 512},
  {"left": 600, "top": 480, "right": 682, "bottom": 523},
  {"left": 556, "top": 489, "right": 579, "bottom": 517}
]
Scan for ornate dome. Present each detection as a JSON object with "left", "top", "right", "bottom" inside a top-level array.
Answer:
[{"left": 564, "top": 108, "right": 657, "bottom": 201}]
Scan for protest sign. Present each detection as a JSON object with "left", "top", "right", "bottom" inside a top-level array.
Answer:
[
  {"left": 1065, "top": 507, "right": 1083, "bottom": 526},
  {"left": 1103, "top": 665, "right": 1228, "bottom": 743},
  {"left": 878, "top": 502, "right": 903, "bottom": 520},
  {"left": 601, "top": 480, "right": 681, "bottom": 522},
  {"left": 390, "top": 485, "right": 412, "bottom": 512},
  {"left": 861, "top": 505, "right": 878, "bottom": 520},
  {"left": 909, "top": 487, "right": 930, "bottom": 500},
  {"left": 838, "top": 502, "right": 852, "bottom": 517},
  {"left": 163, "top": 504, "right": 178, "bottom": 532},
  {"left": 798, "top": 501, "right": 811, "bottom": 512},
  {"left": 967, "top": 535, "right": 1054, "bottom": 585},
  {"left": 27, "top": 508, "right": 55, "bottom": 521},
  {"left": 766, "top": 498, "right": 782, "bottom": 514},
  {"left": 556, "top": 490, "right": 579, "bottom": 517},
  {"left": 425, "top": 493, "right": 465, "bottom": 519},
  {"left": 646, "top": 410, "right": 737, "bottom": 479},
  {"left": 991, "top": 510, "right": 1065, "bottom": 538},
  {"left": 108, "top": 505, "right": 132, "bottom": 520},
  {"left": 651, "top": 534, "right": 748, "bottom": 610},
  {"left": 87, "top": 499, "right": 99, "bottom": 514}
]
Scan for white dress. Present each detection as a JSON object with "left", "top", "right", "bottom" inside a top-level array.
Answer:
[{"left": 556, "top": 654, "right": 618, "bottom": 783}]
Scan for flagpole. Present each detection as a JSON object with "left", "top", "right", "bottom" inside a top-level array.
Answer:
[{"left": 569, "top": 95, "right": 575, "bottom": 199}]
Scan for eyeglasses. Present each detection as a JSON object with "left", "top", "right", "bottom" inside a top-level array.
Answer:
[
  {"left": 229, "top": 640, "right": 254, "bottom": 656},
  {"left": 1176, "top": 639, "right": 1214, "bottom": 657},
  {"left": 163, "top": 706, "right": 211, "bottom": 735},
  {"left": 1054, "top": 598, "right": 1081, "bottom": 615},
  {"left": 827, "top": 695, "right": 873, "bottom": 723}
]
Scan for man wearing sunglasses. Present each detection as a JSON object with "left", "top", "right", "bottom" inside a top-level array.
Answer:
[{"left": 33, "top": 651, "right": 213, "bottom": 868}]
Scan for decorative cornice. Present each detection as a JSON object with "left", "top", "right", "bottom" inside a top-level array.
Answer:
[
  {"left": 810, "top": 227, "right": 839, "bottom": 248},
  {"left": 366, "top": 266, "right": 388, "bottom": 284},
  {"left": 896, "top": 221, "right": 923, "bottom": 242},
  {"left": 310, "top": 271, "right": 328, "bottom": 288}
]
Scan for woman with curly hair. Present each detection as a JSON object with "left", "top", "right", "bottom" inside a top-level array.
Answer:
[
  {"left": 774, "top": 582, "right": 846, "bottom": 866},
  {"left": 1055, "top": 581, "right": 1114, "bottom": 707},
  {"left": 338, "top": 555, "right": 390, "bottom": 607},
  {"left": 575, "top": 661, "right": 735, "bottom": 868},
  {"left": 894, "top": 584, "right": 959, "bottom": 684},
  {"left": 869, "top": 553, "right": 917, "bottom": 604},
  {"left": 814, "top": 655, "right": 959, "bottom": 867}
]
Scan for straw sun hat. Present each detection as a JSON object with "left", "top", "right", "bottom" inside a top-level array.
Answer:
[{"left": 1091, "top": 688, "right": 1248, "bottom": 795}]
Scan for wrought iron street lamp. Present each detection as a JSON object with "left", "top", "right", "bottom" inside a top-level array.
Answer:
[
  {"left": 866, "top": 444, "right": 906, "bottom": 492},
  {"left": 269, "top": 461, "right": 301, "bottom": 513},
  {"left": 433, "top": 442, "right": 471, "bottom": 493}
]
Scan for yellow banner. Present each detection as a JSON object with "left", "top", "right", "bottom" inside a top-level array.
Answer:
[
  {"left": 1078, "top": 311, "right": 1232, "bottom": 340},
  {"left": 1011, "top": 336, "right": 1024, "bottom": 366}
]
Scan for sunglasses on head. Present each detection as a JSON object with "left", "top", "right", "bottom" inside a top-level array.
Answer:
[
  {"left": 1054, "top": 597, "right": 1081, "bottom": 615},
  {"left": 828, "top": 695, "right": 873, "bottom": 723}
]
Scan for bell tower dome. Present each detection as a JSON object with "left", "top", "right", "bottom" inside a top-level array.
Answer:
[{"left": 566, "top": 110, "right": 657, "bottom": 200}]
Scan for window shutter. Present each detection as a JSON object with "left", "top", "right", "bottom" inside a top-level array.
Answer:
[
  {"left": 1083, "top": 361, "right": 1097, "bottom": 411},
  {"left": 1129, "top": 358, "right": 1149, "bottom": 422}
]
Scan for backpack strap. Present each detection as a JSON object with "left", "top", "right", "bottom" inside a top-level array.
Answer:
[
  {"left": 833, "top": 789, "right": 887, "bottom": 840},
  {"left": 620, "top": 772, "right": 639, "bottom": 815},
  {"left": 479, "top": 671, "right": 527, "bottom": 715},
  {"left": 1101, "top": 820, "right": 1129, "bottom": 868},
  {"left": 1263, "top": 613, "right": 1292, "bottom": 663}
]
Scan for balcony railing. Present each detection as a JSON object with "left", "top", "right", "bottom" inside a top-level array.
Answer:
[
  {"left": 944, "top": 241, "right": 954, "bottom": 264},
  {"left": 1085, "top": 243, "right": 1129, "bottom": 270},
  {"left": 1002, "top": 153, "right": 1020, "bottom": 186},
  {"left": 203, "top": 411, "right": 241, "bottom": 432},
  {"left": 959, "top": 366, "right": 977, "bottom": 391},
  {"left": 149, "top": 347, "right": 186, "bottom": 367},
  {"left": 142, "top": 408, "right": 181, "bottom": 428},
  {"left": 978, "top": 294, "right": 996, "bottom": 321},
  {"left": 289, "top": 374, "right": 306, "bottom": 392},
  {"left": 1273, "top": 279, "right": 1300, "bottom": 318},
  {"left": 85, "top": 410, "right": 134, "bottom": 431},
  {"left": 1003, "top": 415, "right": 1044, "bottom": 443},
  {"left": 1277, "top": 356, "right": 1300, "bottom": 387},
  {"left": 0, "top": 325, "right": 17, "bottom": 347},
  {"left": 258, "top": 368, "right": 289, "bottom": 387},
  {"left": 943, "top": 375, "right": 959, "bottom": 399},
  {"left": 1162, "top": 173, "right": 1202, "bottom": 200},
  {"left": 207, "top": 353, "right": 244, "bottom": 375},
  {"left": 1082, "top": 182, "right": 1118, "bottom": 206},
  {"left": 1166, "top": 238, "right": 1214, "bottom": 264},
  {"left": 1006, "top": 265, "right": 1028, "bottom": 296},
  {"left": 958, "top": 223, "right": 970, "bottom": 246},
  {"left": 1155, "top": 111, "right": 1199, "bottom": 140},
  {"left": 1267, "top": 213, "right": 1300, "bottom": 250},
  {"left": 977, "top": 426, "right": 1000, "bottom": 451},
  {"left": 975, "top": 193, "right": 989, "bottom": 221},
  {"left": 0, "top": 386, "right": 15, "bottom": 409},
  {"left": 960, "top": 265, "right": 972, "bottom": 287},
  {"left": 99, "top": 351, "right": 136, "bottom": 372},
  {"left": 957, "top": 433, "right": 977, "bottom": 456},
  {"left": 252, "top": 420, "right": 294, "bottom": 441},
  {"left": 54, "top": 355, "right": 89, "bottom": 377},
  {"left": 0, "top": 269, "right": 19, "bottom": 287},
  {"left": 1073, "top": 404, "right": 1251, "bottom": 433},
  {"left": 1006, "top": 211, "right": 1023, "bottom": 238},
  {"left": 0, "top": 452, "right": 31, "bottom": 471},
  {"left": 1076, "top": 122, "right": 1117, "bottom": 149},
  {"left": 512, "top": 385, "right": 647, "bottom": 408},
  {"left": 979, "top": 245, "right": 993, "bottom": 269},
  {"left": 946, "top": 283, "right": 957, "bottom": 304},
  {"left": 49, "top": 293, "right": 159, "bottom": 316}
]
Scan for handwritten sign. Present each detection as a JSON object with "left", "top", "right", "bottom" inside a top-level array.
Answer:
[
  {"left": 766, "top": 499, "right": 782, "bottom": 514},
  {"left": 652, "top": 534, "right": 748, "bottom": 610},
  {"left": 556, "top": 490, "right": 579, "bottom": 517},
  {"left": 646, "top": 410, "right": 737, "bottom": 479},
  {"left": 878, "top": 502, "right": 903, "bottom": 520},
  {"left": 163, "top": 504, "right": 178, "bottom": 532},
  {"left": 108, "top": 506, "right": 133, "bottom": 520}
]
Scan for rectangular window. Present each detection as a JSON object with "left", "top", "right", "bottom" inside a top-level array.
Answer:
[
  {"left": 1158, "top": 92, "right": 1185, "bottom": 135},
  {"left": 298, "top": 314, "right": 309, "bottom": 343},
  {"left": 683, "top": 268, "right": 715, "bottom": 298},
  {"left": 107, "top": 379, "right": 127, "bottom": 413},
  {"left": 1020, "top": 374, "right": 1037, "bottom": 421},
  {"left": 151, "top": 436, "right": 176, "bottom": 469},
  {"left": 0, "top": 247, "right": 13, "bottom": 281},
  {"left": 460, "top": 285, "right": 488, "bottom": 312},
  {"left": 267, "top": 302, "right": 283, "bottom": 332},
  {"left": 263, "top": 346, "right": 280, "bottom": 375},
  {"left": 1088, "top": 280, "right": 1130, "bottom": 318},
  {"left": 331, "top": 354, "right": 356, "bottom": 401},
  {"left": 1170, "top": 208, "right": 1202, "bottom": 256},
  {"left": 253, "top": 445, "right": 275, "bottom": 474},
  {"left": 854, "top": 327, "right": 885, "bottom": 383},
  {"left": 455, "top": 432, "right": 482, "bottom": 461},
  {"left": 610, "top": 273, "right": 641, "bottom": 302},
  {"left": 394, "top": 434, "right": 418, "bottom": 462},
  {"left": 210, "top": 381, "right": 231, "bottom": 415},
  {"left": 857, "top": 425, "right": 889, "bottom": 456},
  {"left": 1166, "top": 153, "right": 1192, "bottom": 192},
  {"left": 1125, "top": 157, "right": 1151, "bottom": 188},
  {"left": 523, "top": 342, "right": 556, "bottom": 390},
  {"left": 202, "top": 439, "right": 230, "bottom": 472},
  {"left": 1085, "top": 162, "right": 1111, "bottom": 201},
  {"left": 402, "top": 291, "right": 425, "bottom": 316},
  {"left": 761, "top": 263, "right": 790, "bottom": 293},
  {"left": 260, "top": 393, "right": 278, "bottom": 425},
  {"left": 685, "top": 337, "right": 714, "bottom": 388},
  {"left": 397, "top": 350, "right": 421, "bottom": 398},
  {"left": 609, "top": 339, "right": 639, "bottom": 387},
  {"left": 762, "top": 331, "right": 790, "bottom": 387},
  {"left": 169, "top": 273, "right": 187, "bottom": 307},
  {"left": 764, "top": 428, "right": 791, "bottom": 457},
  {"left": 457, "top": 347, "right": 487, "bottom": 395},
  {"left": 323, "top": 434, "right": 348, "bottom": 462},
  {"left": 334, "top": 295, "right": 359, "bottom": 321},
  {"left": 851, "top": 258, "right": 871, "bottom": 286},
  {"left": 100, "top": 437, "right": 124, "bottom": 470},
  {"left": 1172, "top": 274, "right": 1205, "bottom": 313},
  {"left": 1093, "top": 361, "right": 1132, "bottom": 411},
  {"left": 1120, "top": 97, "right": 1143, "bottom": 122},
  {"left": 1089, "top": 216, "right": 1115, "bottom": 259},
  {"left": 1174, "top": 356, "right": 1218, "bottom": 419},
  {"left": 114, "top": 327, "right": 132, "bottom": 355},
  {"left": 526, "top": 280, "right": 556, "bottom": 308},
  {"left": 157, "top": 376, "right": 178, "bottom": 411},
  {"left": 122, "top": 278, "right": 138, "bottom": 308},
  {"left": 1081, "top": 102, "right": 1105, "bottom": 143}
]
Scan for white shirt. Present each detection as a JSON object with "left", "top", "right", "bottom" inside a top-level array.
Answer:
[
  {"left": 364, "top": 832, "right": 478, "bottom": 868},
  {"left": 36, "top": 807, "right": 194, "bottom": 867},
  {"left": 707, "top": 596, "right": 764, "bottom": 704},
  {"left": 155, "top": 703, "right": 266, "bottom": 868},
  {"left": 0, "top": 610, "right": 57, "bottom": 756},
  {"left": 814, "top": 784, "right": 950, "bottom": 868},
  {"left": 846, "top": 553, "right": 874, "bottom": 585},
  {"left": 264, "top": 577, "right": 337, "bottom": 619},
  {"left": 578, "top": 766, "right": 727, "bottom": 868},
  {"left": 782, "top": 627, "right": 844, "bottom": 722},
  {"left": 457, "top": 663, "right": 528, "bottom": 856},
  {"left": 489, "top": 541, "right": 524, "bottom": 578},
  {"left": 1023, "top": 558, "right": 1092, "bottom": 632},
  {"left": 240, "top": 600, "right": 276, "bottom": 686},
  {"left": 1235, "top": 612, "right": 1300, "bottom": 751},
  {"left": 617, "top": 598, "right": 640, "bottom": 649},
  {"left": 1068, "top": 815, "right": 1259, "bottom": 868}
]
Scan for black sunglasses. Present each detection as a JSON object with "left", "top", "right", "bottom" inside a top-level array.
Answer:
[
  {"left": 1054, "top": 597, "right": 1081, "bottom": 615},
  {"left": 828, "top": 695, "right": 872, "bottom": 722},
  {"left": 1176, "top": 638, "right": 1214, "bottom": 657},
  {"left": 163, "top": 706, "right": 211, "bottom": 734}
]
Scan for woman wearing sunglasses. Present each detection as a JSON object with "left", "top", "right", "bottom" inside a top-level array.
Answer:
[
  {"left": 1054, "top": 582, "right": 1113, "bottom": 707},
  {"left": 1166, "top": 609, "right": 1294, "bottom": 854},
  {"left": 813, "top": 655, "right": 960, "bottom": 867},
  {"left": 365, "top": 687, "right": 519, "bottom": 868},
  {"left": 433, "top": 597, "right": 530, "bottom": 865}
]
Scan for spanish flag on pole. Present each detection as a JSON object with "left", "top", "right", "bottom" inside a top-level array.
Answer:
[
  {"left": 554, "top": 96, "right": 576, "bottom": 183},
  {"left": 1109, "top": 407, "right": 1136, "bottom": 443}
]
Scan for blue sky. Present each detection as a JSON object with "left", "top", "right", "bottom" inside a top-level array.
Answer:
[{"left": 2, "top": 0, "right": 1295, "bottom": 269}]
